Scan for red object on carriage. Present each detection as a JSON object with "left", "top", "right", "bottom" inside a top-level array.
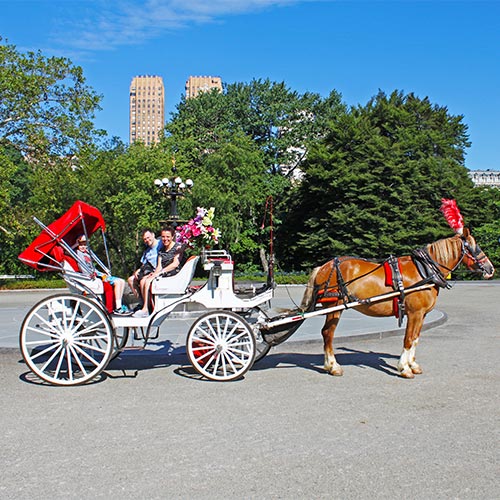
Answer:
[{"left": 18, "top": 200, "right": 106, "bottom": 272}]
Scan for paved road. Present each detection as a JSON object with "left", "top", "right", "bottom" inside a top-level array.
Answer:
[
  {"left": 0, "top": 285, "right": 444, "bottom": 349},
  {"left": 0, "top": 282, "right": 498, "bottom": 499}
]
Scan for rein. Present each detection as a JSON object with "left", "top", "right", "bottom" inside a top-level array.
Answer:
[
  {"left": 415, "top": 236, "right": 488, "bottom": 284},
  {"left": 314, "top": 234, "right": 488, "bottom": 306}
]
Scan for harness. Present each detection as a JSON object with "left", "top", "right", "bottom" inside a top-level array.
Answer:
[
  {"left": 383, "top": 255, "right": 406, "bottom": 326},
  {"left": 411, "top": 247, "right": 452, "bottom": 289},
  {"left": 316, "top": 257, "right": 358, "bottom": 305},
  {"left": 312, "top": 234, "right": 489, "bottom": 327}
]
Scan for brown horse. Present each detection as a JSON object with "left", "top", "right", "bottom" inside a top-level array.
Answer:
[{"left": 299, "top": 228, "right": 495, "bottom": 378}]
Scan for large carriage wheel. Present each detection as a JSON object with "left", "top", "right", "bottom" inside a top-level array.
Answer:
[
  {"left": 20, "top": 294, "right": 114, "bottom": 386},
  {"left": 187, "top": 310, "right": 256, "bottom": 381}
]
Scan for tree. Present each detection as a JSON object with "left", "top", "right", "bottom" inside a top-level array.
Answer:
[
  {"left": 277, "top": 90, "right": 476, "bottom": 270},
  {"left": 0, "top": 37, "right": 102, "bottom": 161},
  {"left": 164, "top": 80, "right": 347, "bottom": 270},
  {"left": 186, "top": 133, "right": 271, "bottom": 267}
]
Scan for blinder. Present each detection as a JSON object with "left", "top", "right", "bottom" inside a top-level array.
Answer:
[{"left": 461, "top": 234, "right": 492, "bottom": 276}]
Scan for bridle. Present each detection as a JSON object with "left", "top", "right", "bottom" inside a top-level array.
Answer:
[
  {"left": 462, "top": 237, "right": 491, "bottom": 276},
  {"left": 427, "top": 235, "right": 490, "bottom": 278}
]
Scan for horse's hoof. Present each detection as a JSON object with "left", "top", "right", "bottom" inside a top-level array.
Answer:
[
  {"left": 399, "top": 369, "right": 415, "bottom": 379},
  {"left": 328, "top": 367, "right": 344, "bottom": 377},
  {"left": 410, "top": 365, "right": 423, "bottom": 375}
]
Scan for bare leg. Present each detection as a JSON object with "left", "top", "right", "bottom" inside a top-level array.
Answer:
[
  {"left": 127, "top": 274, "right": 140, "bottom": 298},
  {"left": 138, "top": 275, "right": 155, "bottom": 314},
  {"left": 113, "top": 278, "right": 125, "bottom": 308}
]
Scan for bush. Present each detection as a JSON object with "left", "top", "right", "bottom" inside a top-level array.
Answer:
[{"left": 0, "top": 278, "right": 66, "bottom": 290}]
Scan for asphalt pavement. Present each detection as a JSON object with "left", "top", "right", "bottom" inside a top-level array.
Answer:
[
  {"left": 0, "top": 284, "right": 445, "bottom": 349},
  {"left": 0, "top": 281, "right": 498, "bottom": 499}
]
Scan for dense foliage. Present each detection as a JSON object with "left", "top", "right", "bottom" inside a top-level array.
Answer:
[
  {"left": 1, "top": 43, "right": 499, "bottom": 280},
  {"left": 276, "top": 91, "right": 499, "bottom": 269}
]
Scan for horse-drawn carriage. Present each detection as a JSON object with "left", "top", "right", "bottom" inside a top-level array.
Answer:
[{"left": 18, "top": 200, "right": 494, "bottom": 386}]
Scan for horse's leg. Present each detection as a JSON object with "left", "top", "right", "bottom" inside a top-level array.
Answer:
[
  {"left": 397, "top": 310, "right": 425, "bottom": 378},
  {"left": 322, "top": 312, "right": 343, "bottom": 376}
]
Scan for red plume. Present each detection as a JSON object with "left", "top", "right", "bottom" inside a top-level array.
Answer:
[{"left": 440, "top": 198, "right": 464, "bottom": 234}]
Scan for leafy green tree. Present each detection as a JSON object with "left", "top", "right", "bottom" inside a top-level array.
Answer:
[
  {"left": 0, "top": 146, "right": 27, "bottom": 274},
  {"left": 184, "top": 133, "right": 270, "bottom": 266},
  {"left": 73, "top": 140, "right": 171, "bottom": 275},
  {"left": 164, "top": 80, "right": 347, "bottom": 270},
  {"left": 277, "top": 90, "right": 475, "bottom": 270},
  {"left": 0, "top": 37, "right": 102, "bottom": 160}
]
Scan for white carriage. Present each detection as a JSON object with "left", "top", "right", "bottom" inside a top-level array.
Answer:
[{"left": 18, "top": 201, "right": 275, "bottom": 385}]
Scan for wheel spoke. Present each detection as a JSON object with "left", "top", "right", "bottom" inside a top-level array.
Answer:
[
  {"left": 69, "top": 344, "right": 91, "bottom": 374},
  {"left": 53, "top": 347, "right": 66, "bottom": 379},
  {"left": 41, "top": 344, "right": 64, "bottom": 372},
  {"left": 29, "top": 341, "right": 60, "bottom": 361},
  {"left": 72, "top": 343, "right": 103, "bottom": 367}
]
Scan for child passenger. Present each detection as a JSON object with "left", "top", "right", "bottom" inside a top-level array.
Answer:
[{"left": 75, "top": 234, "right": 131, "bottom": 316}]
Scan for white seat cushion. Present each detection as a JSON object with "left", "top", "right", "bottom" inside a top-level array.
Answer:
[{"left": 152, "top": 255, "right": 200, "bottom": 295}]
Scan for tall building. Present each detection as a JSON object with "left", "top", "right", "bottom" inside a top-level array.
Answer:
[
  {"left": 185, "top": 76, "right": 222, "bottom": 99},
  {"left": 468, "top": 169, "right": 500, "bottom": 188},
  {"left": 129, "top": 75, "right": 165, "bottom": 146}
]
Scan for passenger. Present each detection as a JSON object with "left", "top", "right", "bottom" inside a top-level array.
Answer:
[
  {"left": 75, "top": 235, "right": 131, "bottom": 315},
  {"left": 127, "top": 228, "right": 162, "bottom": 308},
  {"left": 133, "top": 226, "right": 183, "bottom": 318}
]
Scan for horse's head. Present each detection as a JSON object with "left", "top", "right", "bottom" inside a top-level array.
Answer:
[{"left": 461, "top": 228, "right": 495, "bottom": 279}]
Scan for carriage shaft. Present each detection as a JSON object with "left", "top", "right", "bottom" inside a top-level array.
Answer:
[{"left": 263, "top": 283, "right": 435, "bottom": 330}]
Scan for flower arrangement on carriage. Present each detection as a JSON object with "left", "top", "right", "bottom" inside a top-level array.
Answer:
[{"left": 175, "top": 207, "right": 220, "bottom": 253}]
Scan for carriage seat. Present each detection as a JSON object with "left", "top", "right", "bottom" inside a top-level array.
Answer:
[
  {"left": 151, "top": 255, "right": 200, "bottom": 295},
  {"left": 51, "top": 246, "right": 105, "bottom": 294}
]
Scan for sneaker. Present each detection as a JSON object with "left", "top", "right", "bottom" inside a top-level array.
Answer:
[
  {"left": 132, "top": 309, "right": 149, "bottom": 318},
  {"left": 113, "top": 305, "right": 132, "bottom": 316}
]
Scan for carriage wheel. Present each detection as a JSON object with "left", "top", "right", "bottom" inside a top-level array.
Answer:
[
  {"left": 187, "top": 310, "right": 256, "bottom": 381},
  {"left": 20, "top": 294, "right": 114, "bottom": 386},
  {"left": 242, "top": 307, "right": 271, "bottom": 363}
]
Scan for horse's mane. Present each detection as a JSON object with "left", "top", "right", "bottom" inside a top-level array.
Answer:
[{"left": 426, "top": 234, "right": 462, "bottom": 264}]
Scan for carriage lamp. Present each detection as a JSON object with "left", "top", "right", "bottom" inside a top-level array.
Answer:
[{"left": 154, "top": 164, "right": 193, "bottom": 227}]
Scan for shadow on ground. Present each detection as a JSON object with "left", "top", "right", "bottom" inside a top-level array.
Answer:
[{"left": 17, "top": 340, "right": 402, "bottom": 386}]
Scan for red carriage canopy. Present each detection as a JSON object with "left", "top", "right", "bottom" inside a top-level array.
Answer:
[{"left": 18, "top": 201, "right": 106, "bottom": 272}]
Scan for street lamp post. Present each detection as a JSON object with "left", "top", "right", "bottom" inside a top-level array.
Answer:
[{"left": 154, "top": 163, "right": 193, "bottom": 227}]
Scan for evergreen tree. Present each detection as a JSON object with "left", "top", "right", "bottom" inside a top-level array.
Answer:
[{"left": 278, "top": 90, "right": 475, "bottom": 270}]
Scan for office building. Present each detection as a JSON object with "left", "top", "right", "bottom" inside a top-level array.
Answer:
[
  {"left": 185, "top": 76, "right": 222, "bottom": 99},
  {"left": 129, "top": 75, "right": 165, "bottom": 146},
  {"left": 468, "top": 169, "right": 500, "bottom": 188}
]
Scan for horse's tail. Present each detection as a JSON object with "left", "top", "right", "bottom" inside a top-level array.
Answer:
[{"left": 299, "top": 266, "right": 321, "bottom": 312}]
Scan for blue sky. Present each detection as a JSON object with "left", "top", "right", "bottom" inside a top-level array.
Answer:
[{"left": 2, "top": 0, "right": 499, "bottom": 170}]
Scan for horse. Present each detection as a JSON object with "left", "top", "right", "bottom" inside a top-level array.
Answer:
[{"left": 299, "top": 228, "right": 495, "bottom": 378}]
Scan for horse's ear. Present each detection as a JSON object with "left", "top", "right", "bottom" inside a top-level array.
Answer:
[{"left": 462, "top": 227, "right": 471, "bottom": 237}]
